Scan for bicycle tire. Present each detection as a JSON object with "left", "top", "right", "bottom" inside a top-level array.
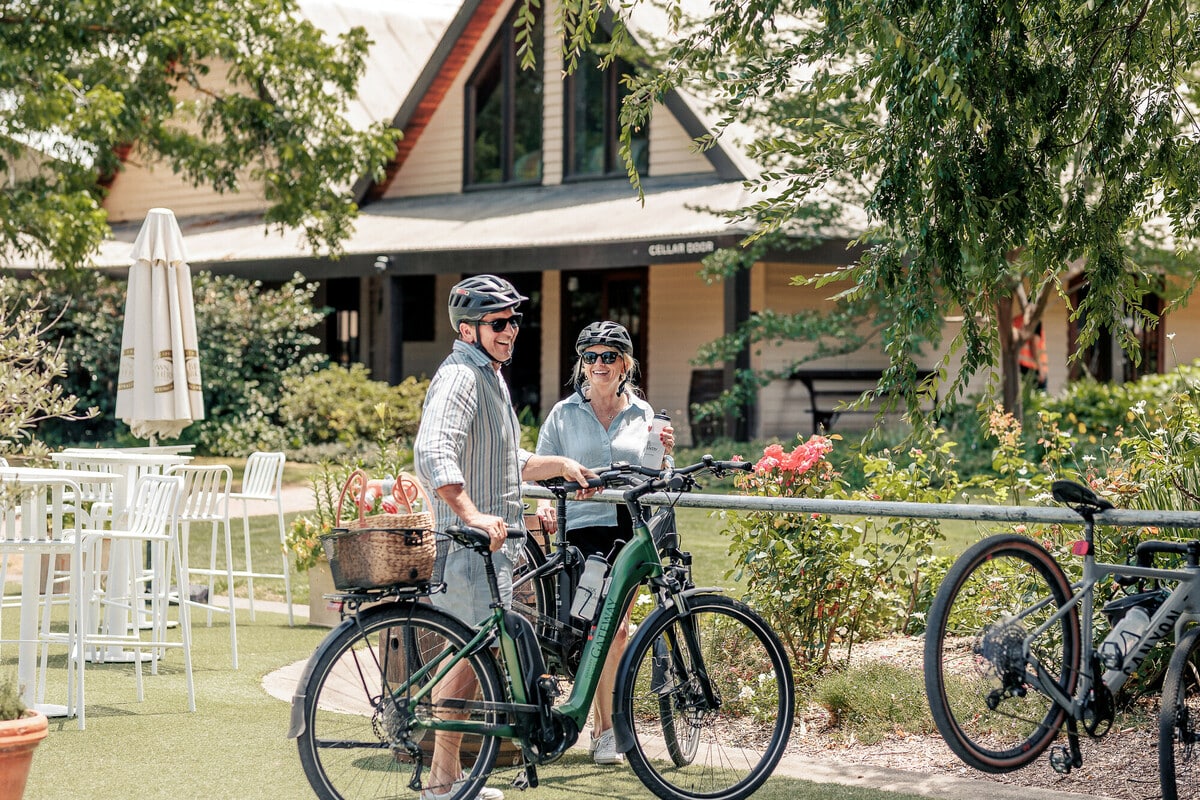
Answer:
[
  {"left": 924, "top": 534, "right": 1080, "bottom": 773},
  {"left": 617, "top": 593, "right": 794, "bottom": 800},
  {"left": 512, "top": 532, "right": 555, "bottom": 634},
  {"left": 295, "top": 601, "right": 505, "bottom": 800},
  {"left": 1159, "top": 626, "right": 1200, "bottom": 799}
]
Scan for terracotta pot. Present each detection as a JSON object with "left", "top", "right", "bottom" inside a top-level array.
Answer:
[{"left": 0, "top": 710, "right": 47, "bottom": 800}]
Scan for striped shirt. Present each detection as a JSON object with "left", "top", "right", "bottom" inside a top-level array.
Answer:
[{"left": 414, "top": 340, "right": 530, "bottom": 560}]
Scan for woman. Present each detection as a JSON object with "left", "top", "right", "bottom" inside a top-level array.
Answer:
[{"left": 534, "top": 320, "right": 675, "bottom": 765}]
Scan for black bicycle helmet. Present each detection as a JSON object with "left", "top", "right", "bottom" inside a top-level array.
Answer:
[
  {"left": 575, "top": 321, "right": 633, "bottom": 355},
  {"left": 447, "top": 275, "right": 527, "bottom": 331}
]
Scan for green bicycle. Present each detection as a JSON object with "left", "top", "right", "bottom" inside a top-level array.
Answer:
[{"left": 288, "top": 456, "right": 795, "bottom": 800}]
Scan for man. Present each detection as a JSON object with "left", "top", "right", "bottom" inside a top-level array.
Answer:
[{"left": 414, "top": 274, "right": 596, "bottom": 800}]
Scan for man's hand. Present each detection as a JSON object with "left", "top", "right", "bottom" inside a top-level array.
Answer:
[
  {"left": 535, "top": 500, "right": 557, "bottom": 535},
  {"left": 563, "top": 459, "right": 599, "bottom": 500},
  {"left": 464, "top": 511, "right": 508, "bottom": 552}
]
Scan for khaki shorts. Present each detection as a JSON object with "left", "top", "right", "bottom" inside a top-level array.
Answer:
[{"left": 431, "top": 545, "right": 514, "bottom": 627}]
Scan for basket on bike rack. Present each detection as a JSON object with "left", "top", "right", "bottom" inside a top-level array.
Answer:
[{"left": 321, "top": 469, "right": 436, "bottom": 590}]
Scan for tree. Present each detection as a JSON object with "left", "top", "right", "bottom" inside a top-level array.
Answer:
[
  {"left": 0, "top": 1, "right": 400, "bottom": 268},
  {"left": 0, "top": 277, "right": 96, "bottom": 462},
  {"left": 537, "top": 0, "right": 1200, "bottom": 421}
]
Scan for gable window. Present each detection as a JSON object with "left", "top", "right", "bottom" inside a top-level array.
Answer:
[
  {"left": 564, "top": 35, "right": 649, "bottom": 179},
  {"left": 465, "top": 8, "right": 543, "bottom": 187}
]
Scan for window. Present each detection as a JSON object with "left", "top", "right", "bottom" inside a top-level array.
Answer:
[
  {"left": 465, "top": 8, "right": 543, "bottom": 187},
  {"left": 564, "top": 35, "right": 649, "bottom": 179}
]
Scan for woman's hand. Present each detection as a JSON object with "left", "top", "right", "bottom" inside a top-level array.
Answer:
[
  {"left": 662, "top": 424, "right": 676, "bottom": 456},
  {"left": 535, "top": 499, "right": 557, "bottom": 535}
]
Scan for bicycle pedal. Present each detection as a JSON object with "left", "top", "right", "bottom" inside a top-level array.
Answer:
[
  {"left": 513, "top": 763, "right": 537, "bottom": 791},
  {"left": 1048, "top": 745, "right": 1074, "bottom": 774}
]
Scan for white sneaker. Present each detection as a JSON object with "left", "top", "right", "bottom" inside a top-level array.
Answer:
[
  {"left": 420, "top": 773, "right": 504, "bottom": 800},
  {"left": 590, "top": 728, "right": 625, "bottom": 765}
]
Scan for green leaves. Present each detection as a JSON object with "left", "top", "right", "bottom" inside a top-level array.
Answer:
[
  {"left": 0, "top": 0, "right": 400, "bottom": 267},
  {"left": 547, "top": 0, "right": 1200, "bottom": 418}
]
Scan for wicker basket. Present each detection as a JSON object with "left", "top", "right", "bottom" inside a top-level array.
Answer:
[{"left": 321, "top": 469, "right": 436, "bottom": 590}]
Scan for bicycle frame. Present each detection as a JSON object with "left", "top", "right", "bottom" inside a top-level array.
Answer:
[
  {"left": 513, "top": 490, "right": 584, "bottom": 658},
  {"left": 1023, "top": 514, "right": 1200, "bottom": 720},
  {"left": 397, "top": 497, "right": 665, "bottom": 744}
]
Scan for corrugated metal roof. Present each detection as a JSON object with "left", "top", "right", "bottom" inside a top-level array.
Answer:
[
  {"left": 295, "top": 0, "right": 460, "bottom": 132},
  {"left": 88, "top": 174, "right": 757, "bottom": 270}
]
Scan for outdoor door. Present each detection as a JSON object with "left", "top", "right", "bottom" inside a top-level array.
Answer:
[{"left": 559, "top": 268, "right": 648, "bottom": 402}]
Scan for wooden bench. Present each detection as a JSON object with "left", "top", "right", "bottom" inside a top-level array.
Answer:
[{"left": 788, "top": 368, "right": 935, "bottom": 434}]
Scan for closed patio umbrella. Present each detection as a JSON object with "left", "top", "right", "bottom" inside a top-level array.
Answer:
[{"left": 115, "top": 208, "right": 205, "bottom": 441}]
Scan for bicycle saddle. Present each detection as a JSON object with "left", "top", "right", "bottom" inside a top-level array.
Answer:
[{"left": 1051, "top": 480, "right": 1114, "bottom": 512}]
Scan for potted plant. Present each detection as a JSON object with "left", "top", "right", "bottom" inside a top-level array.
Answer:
[
  {"left": 0, "top": 674, "right": 47, "bottom": 800},
  {"left": 285, "top": 460, "right": 344, "bottom": 627}
]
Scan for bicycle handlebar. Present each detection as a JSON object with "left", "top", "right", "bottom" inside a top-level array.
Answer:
[
  {"left": 442, "top": 524, "right": 526, "bottom": 552},
  {"left": 543, "top": 455, "right": 753, "bottom": 496}
]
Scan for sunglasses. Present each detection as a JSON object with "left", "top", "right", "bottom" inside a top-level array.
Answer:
[
  {"left": 481, "top": 313, "right": 522, "bottom": 332},
  {"left": 581, "top": 351, "right": 621, "bottom": 365}
]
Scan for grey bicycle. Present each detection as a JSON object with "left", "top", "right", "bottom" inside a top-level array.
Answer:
[{"left": 924, "top": 479, "right": 1200, "bottom": 799}]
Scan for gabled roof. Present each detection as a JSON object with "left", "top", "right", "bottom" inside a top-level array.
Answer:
[
  {"left": 59, "top": 1, "right": 805, "bottom": 274},
  {"left": 296, "top": 0, "right": 461, "bottom": 135},
  {"left": 358, "top": 0, "right": 754, "bottom": 201}
]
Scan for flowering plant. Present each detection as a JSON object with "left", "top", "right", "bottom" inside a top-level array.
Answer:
[
  {"left": 285, "top": 515, "right": 332, "bottom": 574},
  {"left": 727, "top": 433, "right": 956, "bottom": 677},
  {"left": 747, "top": 436, "right": 836, "bottom": 492},
  {"left": 284, "top": 461, "right": 344, "bottom": 573}
]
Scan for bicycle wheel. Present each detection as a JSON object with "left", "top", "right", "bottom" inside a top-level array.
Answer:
[
  {"left": 618, "top": 593, "right": 794, "bottom": 800},
  {"left": 295, "top": 601, "right": 505, "bottom": 800},
  {"left": 924, "top": 534, "right": 1080, "bottom": 773},
  {"left": 511, "top": 532, "right": 554, "bottom": 631},
  {"left": 1160, "top": 626, "right": 1200, "bottom": 799}
]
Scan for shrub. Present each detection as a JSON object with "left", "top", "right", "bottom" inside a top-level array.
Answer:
[
  {"left": 279, "top": 365, "right": 427, "bottom": 447},
  {"left": 25, "top": 270, "right": 328, "bottom": 454},
  {"left": 188, "top": 272, "right": 327, "bottom": 453},
  {"left": 0, "top": 276, "right": 97, "bottom": 461},
  {"left": 725, "top": 432, "right": 971, "bottom": 677}
]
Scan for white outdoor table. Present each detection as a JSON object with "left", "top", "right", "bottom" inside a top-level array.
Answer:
[
  {"left": 0, "top": 467, "right": 119, "bottom": 717},
  {"left": 49, "top": 450, "right": 191, "bottom": 661}
]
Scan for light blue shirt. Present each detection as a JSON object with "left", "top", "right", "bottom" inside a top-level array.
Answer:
[{"left": 536, "top": 391, "right": 655, "bottom": 530}]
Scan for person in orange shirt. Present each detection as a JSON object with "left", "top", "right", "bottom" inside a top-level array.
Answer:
[{"left": 1017, "top": 319, "right": 1049, "bottom": 390}]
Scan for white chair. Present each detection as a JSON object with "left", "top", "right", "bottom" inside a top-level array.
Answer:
[
  {"left": 0, "top": 478, "right": 87, "bottom": 728},
  {"left": 168, "top": 464, "right": 238, "bottom": 668},
  {"left": 228, "top": 452, "right": 292, "bottom": 625},
  {"left": 49, "top": 453, "right": 116, "bottom": 530},
  {"left": 79, "top": 474, "right": 194, "bottom": 712}
]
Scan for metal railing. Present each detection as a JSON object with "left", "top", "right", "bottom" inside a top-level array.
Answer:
[{"left": 522, "top": 485, "right": 1200, "bottom": 530}]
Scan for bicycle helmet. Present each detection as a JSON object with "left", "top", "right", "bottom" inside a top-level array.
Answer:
[
  {"left": 447, "top": 275, "right": 527, "bottom": 331},
  {"left": 575, "top": 321, "right": 633, "bottom": 355}
]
